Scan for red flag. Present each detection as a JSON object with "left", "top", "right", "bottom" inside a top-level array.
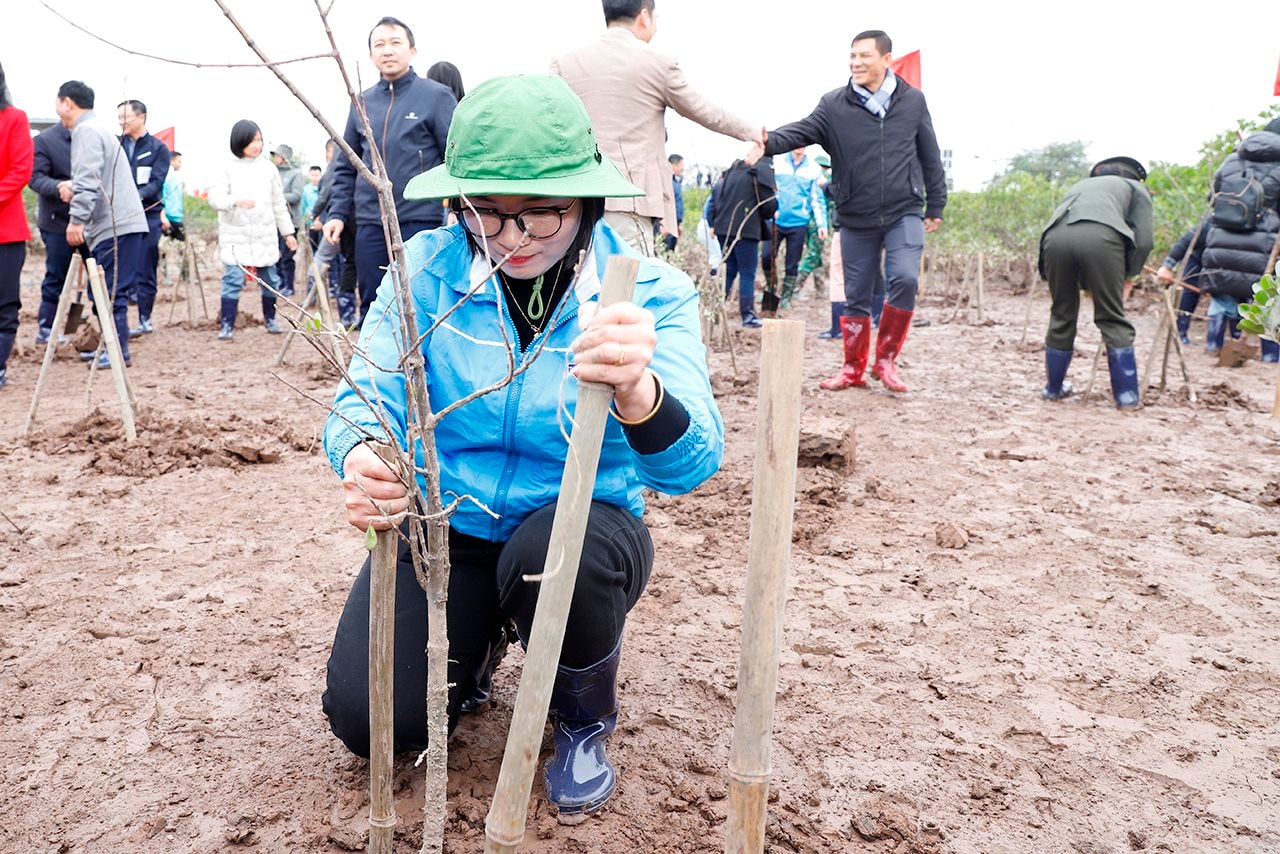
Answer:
[
  {"left": 155, "top": 126, "right": 176, "bottom": 150},
  {"left": 1274, "top": 55, "right": 1279, "bottom": 95},
  {"left": 891, "top": 50, "right": 921, "bottom": 89}
]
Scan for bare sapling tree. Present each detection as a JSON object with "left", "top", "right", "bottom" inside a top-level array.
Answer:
[{"left": 46, "top": 1, "right": 580, "bottom": 850}]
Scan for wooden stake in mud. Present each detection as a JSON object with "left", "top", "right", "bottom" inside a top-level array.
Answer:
[
  {"left": 974, "top": 251, "right": 986, "bottom": 324},
  {"left": 1161, "top": 286, "right": 1197, "bottom": 405},
  {"left": 725, "top": 319, "right": 804, "bottom": 854},
  {"left": 1019, "top": 280, "right": 1039, "bottom": 346},
  {"left": 368, "top": 443, "right": 400, "bottom": 854},
  {"left": 483, "top": 256, "right": 640, "bottom": 854},
  {"left": 187, "top": 239, "right": 208, "bottom": 320},
  {"left": 84, "top": 258, "right": 137, "bottom": 442},
  {"left": 1081, "top": 340, "right": 1104, "bottom": 404},
  {"left": 24, "top": 254, "right": 86, "bottom": 435}
]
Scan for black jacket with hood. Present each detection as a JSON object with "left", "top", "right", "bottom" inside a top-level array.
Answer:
[
  {"left": 711, "top": 159, "right": 776, "bottom": 244},
  {"left": 764, "top": 74, "right": 947, "bottom": 229},
  {"left": 1201, "top": 120, "right": 1280, "bottom": 302}
]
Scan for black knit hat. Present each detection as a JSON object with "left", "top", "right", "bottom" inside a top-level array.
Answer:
[{"left": 1090, "top": 156, "right": 1147, "bottom": 182}]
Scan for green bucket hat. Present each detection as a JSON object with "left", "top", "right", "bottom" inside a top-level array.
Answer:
[{"left": 404, "top": 75, "right": 643, "bottom": 201}]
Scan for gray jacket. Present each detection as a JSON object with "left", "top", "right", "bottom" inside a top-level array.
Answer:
[{"left": 68, "top": 111, "right": 148, "bottom": 250}]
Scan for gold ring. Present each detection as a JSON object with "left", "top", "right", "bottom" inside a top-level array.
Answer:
[{"left": 615, "top": 345, "right": 626, "bottom": 367}]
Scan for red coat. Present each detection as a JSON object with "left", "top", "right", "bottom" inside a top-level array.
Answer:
[{"left": 0, "top": 106, "right": 34, "bottom": 244}]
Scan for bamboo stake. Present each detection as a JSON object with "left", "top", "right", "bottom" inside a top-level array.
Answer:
[
  {"left": 167, "top": 240, "right": 182, "bottom": 324},
  {"left": 368, "top": 442, "right": 400, "bottom": 854},
  {"left": 1019, "top": 280, "right": 1038, "bottom": 346},
  {"left": 483, "top": 256, "right": 640, "bottom": 854},
  {"left": 84, "top": 259, "right": 137, "bottom": 442},
  {"left": 25, "top": 255, "right": 85, "bottom": 434},
  {"left": 975, "top": 251, "right": 986, "bottom": 324},
  {"left": 1081, "top": 341, "right": 1104, "bottom": 403},
  {"left": 1141, "top": 299, "right": 1170, "bottom": 393},
  {"left": 273, "top": 284, "right": 320, "bottom": 367},
  {"left": 1162, "top": 287, "right": 1196, "bottom": 405},
  {"left": 725, "top": 319, "right": 804, "bottom": 854},
  {"left": 188, "top": 240, "right": 208, "bottom": 320},
  {"left": 947, "top": 257, "right": 972, "bottom": 323}
]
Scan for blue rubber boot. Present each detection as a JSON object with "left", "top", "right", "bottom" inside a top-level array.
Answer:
[
  {"left": 1042, "top": 346, "right": 1074, "bottom": 400},
  {"left": 544, "top": 638, "right": 622, "bottom": 814},
  {"left": 1205, "top": 315, "right": 1226, "bottom": 354},
  {"left": 1262, "top": 339, "right": 1279, "bottom": 363},
  {"left": 459, "top": 622, "right": 513, "bottom": 715},
  {"left": 1106, "top": 346, "right": 1140, "bottom": 409}
]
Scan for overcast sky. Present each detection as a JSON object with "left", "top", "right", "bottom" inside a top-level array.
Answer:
[{"left": 4, "top": 0, "right": 1278, "bottom": 193}]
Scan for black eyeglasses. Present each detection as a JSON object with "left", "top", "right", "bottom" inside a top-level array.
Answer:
[{"left": 460, "top": 202, "right": 577, "bottom": 240}]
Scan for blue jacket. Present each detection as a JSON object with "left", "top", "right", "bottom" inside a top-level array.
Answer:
[
  {"left": 773, "top": 152, "right": 827, "bottom": 230},
  {"left": 327, "top": 69, "right": 456, "bottom": 228},
  {"left": 29, "top": 124, "right": 73, "bottom": 232},
  {"left": 121, "top": 132, "right": 171, "bottom": 223},
  {"left": 324, "top": 220, "right": 724, "bottom": 541}
]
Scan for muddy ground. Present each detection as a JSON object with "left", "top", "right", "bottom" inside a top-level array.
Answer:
[{"left": 1, "top": 248, "right": 1278, "bottom": 854}]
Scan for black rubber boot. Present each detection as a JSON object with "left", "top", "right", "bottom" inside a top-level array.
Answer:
[{"left": 544, "top": 637, "right": 622, "bottom": 814}]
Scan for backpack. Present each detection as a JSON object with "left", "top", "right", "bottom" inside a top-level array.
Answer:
[{"left": 1211, "top": 166, "right": 1265, "bottom": 232}]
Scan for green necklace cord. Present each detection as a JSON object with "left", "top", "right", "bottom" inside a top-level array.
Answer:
[{"left": 527, "top": 274, "right": 546, "bottom": 321}]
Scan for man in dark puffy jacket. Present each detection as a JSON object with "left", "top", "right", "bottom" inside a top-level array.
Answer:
[
  {"left": 751, "top": 29, "right": 946, "bottom": 393},
  {"left": 1199, "top": 117, "right": 1280, "bottom": 363},
  {"left": 1038, "top": 157, "right": 1153, "bottom": 409},
  {"left": 322, "top": 16, "right": 455, "bottom": 327}
]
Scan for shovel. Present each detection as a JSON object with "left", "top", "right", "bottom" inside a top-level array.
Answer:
[{"left": 64, "top": 258, "right": 87, "bottom": 335}]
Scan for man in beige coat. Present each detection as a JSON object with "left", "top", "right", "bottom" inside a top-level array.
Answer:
[{"left": 551, "top": 0, "right": 760, "bottom": 255}]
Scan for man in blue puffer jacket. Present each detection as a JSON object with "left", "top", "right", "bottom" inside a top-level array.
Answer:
[
  {"left": 322, "top": 16, "right": 456, "bottom": 328},
  {"left": 772, "top": 146, "right": 828, "bottom": 309}
]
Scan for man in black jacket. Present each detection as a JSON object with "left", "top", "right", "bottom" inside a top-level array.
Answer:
[
  {"left": 117, "top": 98, "right": 170, "bottom": 337},
  {"left": 750, "top": 29, "right": 946, "bottom": 393},
  {"left": 28, "top": 123, "right": 88, "bottom": 344},
  {"left": 322, "top": 16, "right": 456, "bottom": 327}
]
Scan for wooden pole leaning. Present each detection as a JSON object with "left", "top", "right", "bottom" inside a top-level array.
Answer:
[
  {"left": 368, "top": 442, "right": 400, "bottom": 854},
  {"left": 84, "top": 258, "right": 137, "bottom": 442},
  {"left": 1162, "top": 287, "right": 1196, "bottom": 405},
  {"left": 975, "top": 251, "right": 986, "bottom": 324},
  {"left": 724, "top": 319, "right": 804, "bottom": 854},
  {"left": 24, "top": 254, "right": 86, "bottom": 435},
  {"left": 483, "top": 256, "right": 640, "bottom": 854}
]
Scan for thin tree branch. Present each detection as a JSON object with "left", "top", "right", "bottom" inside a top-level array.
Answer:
[{"left": 39, "top": 1, "right": 335, "bottom": 69}]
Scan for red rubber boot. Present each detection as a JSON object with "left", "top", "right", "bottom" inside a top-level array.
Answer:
[
  {"left": 871, "top": 305, "right": 913, "bottom": 393},
  {"left": 819, "top": 315, "right": 872, "bottom": 390}
]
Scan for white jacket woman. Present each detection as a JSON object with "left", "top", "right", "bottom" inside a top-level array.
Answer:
[{"left": 207, "top": 119, "right": 297, "bottom": 339}]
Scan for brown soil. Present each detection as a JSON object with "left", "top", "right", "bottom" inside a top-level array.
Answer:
[{"left": 2, "top": 257, "right": 1279, "bottom": 853}]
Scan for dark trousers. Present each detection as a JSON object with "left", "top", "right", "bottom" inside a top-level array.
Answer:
[
  {"left": 38, "top": 227, "right": 86, "bottom": 329},
  {"left": 322, "top": 501, "right": 653, "bottom": 758},
  {"left": 354, "top": 220, "right": 435, "bottom": 325},
  {"left": 134, "top": 217, "right": 163, "bottom": 320},
  {"left": 776, "top": 225, "right": 807, "bottom": 277},
  {"left": 1041, "top": 220, "right": 1134, "bottom": 350},
  {"left": 723, "top": 237, "right": 760, "bottom": 320},
  {"left": 0, "top": 242, "right": 25, "bottom": 335},
  {"left": 277, "top": 232, "right": 297, "bottom": 295},
  {"left": 840, "top": 214, "right": 924, "bottom": 315},
  {"left": 90, "top": 232, "right": 145, "bottom": 357}
]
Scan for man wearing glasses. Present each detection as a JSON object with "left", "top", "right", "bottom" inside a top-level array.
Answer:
[{"left": 117, "top": 99, "right": 170, "bottom": 338}]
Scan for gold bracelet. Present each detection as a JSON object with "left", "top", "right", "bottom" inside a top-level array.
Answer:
[{"left": 609, "top": 370, "right": 664, "bottom": 426}]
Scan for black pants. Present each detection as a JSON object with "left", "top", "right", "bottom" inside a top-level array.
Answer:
[
  {"left": 1041, "top": 220, "right": 1134, "bottom": 350},
  {"left": 277, "top": 232, "right": 296, "bottom": 293},
  {"left": 0, "top": 242, "right": 25, "bottom": 335},
  {"left": 354, "top": 220, "right": 435, "bottom": 324},
  {"left": 775, "top": 225, "right": 808, "bottom": 277},
  {"left": 322, "top": 501, "right": 653, "bottom": 758}
]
